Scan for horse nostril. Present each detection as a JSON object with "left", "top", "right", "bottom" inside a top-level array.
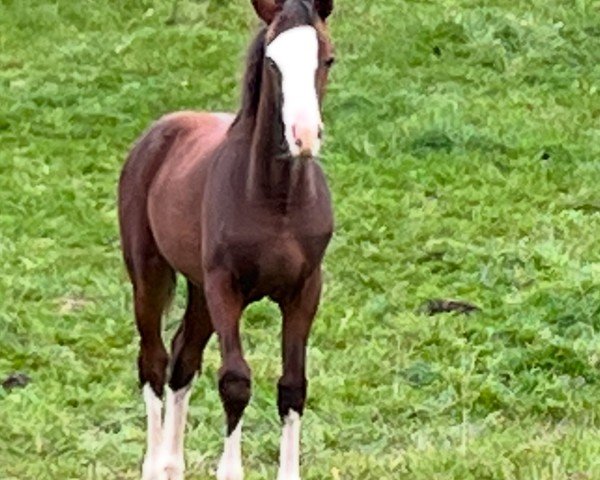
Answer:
[
  {"left": 295, "top": 138, "right": 303, "bottom": 148},
  {"left": 318, "top": 127, "right": 323, "bottom": 140}
]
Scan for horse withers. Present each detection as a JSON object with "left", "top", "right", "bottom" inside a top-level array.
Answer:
[{"left": 118, "top": 1, "right": 336, "bottom": 479}]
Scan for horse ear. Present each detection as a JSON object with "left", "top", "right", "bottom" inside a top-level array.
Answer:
[
  {"left": 251, "top": 0, "right": 284, "bottom": 24},
  {"left": 314, "top": 0, "right": 333, "bottom": 19}
]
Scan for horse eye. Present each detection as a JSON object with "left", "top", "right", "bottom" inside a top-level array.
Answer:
[
  {"left": 324, "top": 57, "right": 336, "bottom": 68},
  {"left": 267, "top": 58, "right": 278, "bottom": 70}
]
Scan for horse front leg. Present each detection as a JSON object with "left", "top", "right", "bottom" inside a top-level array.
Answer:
[
  {"left": 277, "top": 269, "right": 322, "bottom": 480},
  {"left": 204, "top": 270, "right": 250, "bottom": 480}
]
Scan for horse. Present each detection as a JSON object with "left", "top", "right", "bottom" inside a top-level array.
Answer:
[{"left": 117, "top": 1, "right": 336, "bottom": 479}]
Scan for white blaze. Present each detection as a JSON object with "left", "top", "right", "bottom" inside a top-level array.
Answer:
[{"left": 266, "top": 26, "right": 322, "bottom": 157}]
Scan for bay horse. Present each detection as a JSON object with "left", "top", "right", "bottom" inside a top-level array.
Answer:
[{"left": 118, "top": 1, "right": 335, "bottom": 479}]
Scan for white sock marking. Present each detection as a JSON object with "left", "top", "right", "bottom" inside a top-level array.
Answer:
[
  {"left": 277, "top": 410, "right": 301, "bottom": 480},
  {"left": 158, "top": 386, "right": 192, "bottom": 479},
  {"left": 266, "top": 26, "right": 322, "bottom": 157},
  {"left": 142, "top": 384, "right": 164, "bottom": 479},
  {"left": 217, "top": 421, "right": 244, "bottom": 480}
]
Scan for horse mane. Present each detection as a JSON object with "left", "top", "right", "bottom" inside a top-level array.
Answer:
[{"left": 232, "top": 27, "right": 267, "bottom": 127}]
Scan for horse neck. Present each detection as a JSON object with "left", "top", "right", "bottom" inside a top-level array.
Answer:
[{"left": 239, "top": 88, "right": 317, "bottom": 210}]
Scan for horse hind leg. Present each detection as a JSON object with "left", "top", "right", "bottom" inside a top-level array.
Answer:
[
  {"left": 119, "top": 117, "right": 186, "bottom": 479},
  {"left": 158, "top": 281, "right": 214, "bottom": 480},
  {"left": 126, "top": 248, "right": 175, "bottom": 480}
]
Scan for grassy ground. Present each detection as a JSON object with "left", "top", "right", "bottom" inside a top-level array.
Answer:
[{"left": 1, "top": 0, "right": 600, "bottom": 478}]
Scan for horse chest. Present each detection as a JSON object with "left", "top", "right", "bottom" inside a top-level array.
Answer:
[
  {"left": 226, "top": 231, "right": 319, "bottom": 299},
  {"left": 260, "top": 234, "right": 305, "bottom": 274}
]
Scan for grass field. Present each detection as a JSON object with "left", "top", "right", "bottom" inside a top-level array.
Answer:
[{"left": 1, "top": 0, "right": 600, "bottom": 478}]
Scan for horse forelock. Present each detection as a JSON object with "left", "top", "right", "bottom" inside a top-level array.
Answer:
[{"left": 266, "top": 0, "right": 316, "bottom": 43}]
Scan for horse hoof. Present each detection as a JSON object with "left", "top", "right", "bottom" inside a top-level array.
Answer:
[
  {"left": 142, "top": 459, "right": 165, "bottom": 480},
  {"left": 160, "top": 457, "right": 185, "bottom": 480},
  {"left": 142, "top": 456, "right": 184, "bottom": 480},
  {"left": 216, "top": 461, "right": 244, "bottom": 480}
]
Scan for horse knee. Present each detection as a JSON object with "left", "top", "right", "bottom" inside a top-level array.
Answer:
[
  {"left": 277, "top": 378, "right": 307, "bottom": 419},
  {"left": 219, "top": 370, "right": 252, "bottom": 434}
]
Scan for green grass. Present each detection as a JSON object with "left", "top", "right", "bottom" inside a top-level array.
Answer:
[{"left": 1, "top": 0, "right": 600, "bottom": 478}]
